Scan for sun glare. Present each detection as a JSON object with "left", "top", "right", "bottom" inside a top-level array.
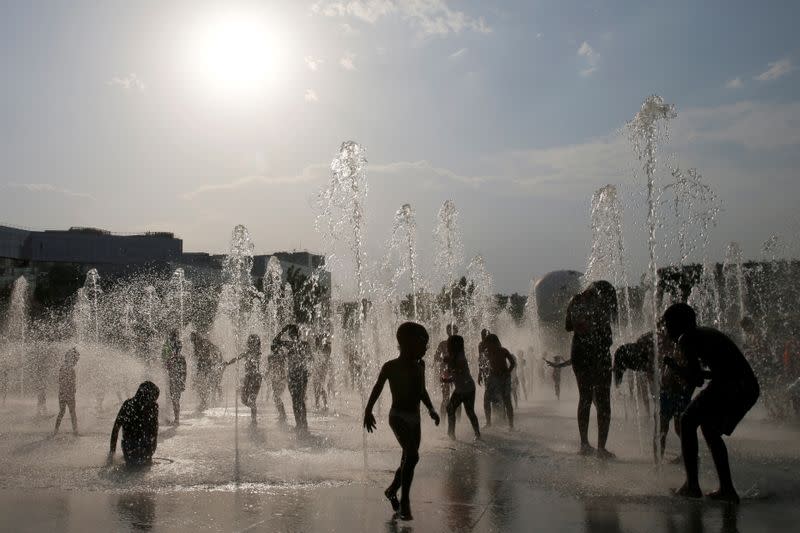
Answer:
[{"left": 184, "top": 10, "right": 285, "bottom": 98}]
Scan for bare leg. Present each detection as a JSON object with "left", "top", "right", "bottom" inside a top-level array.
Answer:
[
  {"left": 677, "top": 408, "right": 702, "bottom": 498},
  {"left": 702, "top": 423, "right": 739, "bottom": 503},
  {"left": 54, "top": 400, "right": 66, "bottom": 435}
]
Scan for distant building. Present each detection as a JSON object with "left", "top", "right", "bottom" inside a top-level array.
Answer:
[{"left": 1, "top": 224, "right": 329, "bottom": 295}]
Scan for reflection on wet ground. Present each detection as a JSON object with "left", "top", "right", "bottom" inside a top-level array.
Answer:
[{"left": 1, "top": 395, "right": 798, "bottom": 532}]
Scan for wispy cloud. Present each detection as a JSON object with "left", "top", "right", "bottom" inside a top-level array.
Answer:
[
  {"left": 340, "top": 51, "right": 357, "bottom": 71},
  {"left": 304, "top": 56, "right": 324, "bottom": 71},
  {"left": 182, "top": 165, "right": 330, "bottom": 199},
  {"left": 4, "top": 183, "right": 94, "bottom": 200},
  {"left": 577, "top": 41, "right": 599, "bottom": 77},
  {"left": 305, "top": 89, "right": 319, "bottom": 102},
  {"left": 725, "top": 77, "right": 743, "bottom": 89},
  {"left": 449, "top": 47, "right": 467, "bottom": 59},
  {"left": 311, "top": 1, "right": 491, "bottom": 37},
  {"left": 108, "top": 73, "right": 145, "bottom": 91},
  {"left": 754, "top": 58, "right": 794, "bottom": 81}
]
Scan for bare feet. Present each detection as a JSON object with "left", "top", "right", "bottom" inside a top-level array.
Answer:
[
  {"left": 597, "top": 448, "right": 616, "bottom": 460},
  {"left": 384, "top": 488, "right": 400, "bottom": 512},
  {"left": 579, "top": 443, "right": 596, "bottom": 456},
  {"left": 707, "top": 488, "right": 740, "bottom": 505},
  {"left": 398, "top": 502, "right": 413, "bottom": 521},
  {"left": 673, "top": 483, "right": 702, "bottom": 499}
]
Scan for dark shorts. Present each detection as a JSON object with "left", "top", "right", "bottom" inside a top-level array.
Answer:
[
  {"left": 241, "top": 374, "right": 262, "bottom": 407},
  {"left": 485, "top": 375, "right": 511, "bottom": 402},
  {"left": 684, "top": 381, "right": 759, "bottom": 436},
  {"left": 660, "top": 390, "right": 692, "bottom": 421}
]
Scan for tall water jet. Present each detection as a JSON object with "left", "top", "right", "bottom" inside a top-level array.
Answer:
[
  {"left": 386, "top": 203, "right": 420, "bottom": 321},
  {"left": 627, "top": 95, "right": 676, "bottom": 461},
  {"left": 585, "top": 184, "right": 634, "bottom": 341},
  {"left": 4, "top": 276, "right": 29, "bottom": 395},
  {"left": 168, "top": 268, "right": 190, "bottom": 334},
  {"left": 433, "top": 200, "right": 464, "bottom": 328},
  {"left": 84, "top": 269, "right": 102, "bottom": 344},
  {"left": 722, "top": 242, "right": 746, "bottom": 336},
  {"left": 215, "top": 224, "right": 256, "bottom": 482},
  {"left": 315, "top": 141, "right": 370, "bottom": 468},
  {"left": 263, "top": 256, "right": 284, "bottom": 344},
  {"left": 688, "top": 261, "right": 722, "bottom": 328},
  {"left": 465, "top": 255, "right": 494, "bottom": 370}
]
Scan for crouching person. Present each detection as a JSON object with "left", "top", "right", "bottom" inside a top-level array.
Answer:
[{"left": 109, "top": 381, "right": 160, "bottom": 467}]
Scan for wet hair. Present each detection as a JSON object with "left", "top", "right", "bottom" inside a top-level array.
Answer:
[
  {"left": 740, "top": 316, "right": 755, "bottom": 333},
  {"left": 396, "top": 322, "right": 429, "bottom": 347},
  {"left": 481, "top": 329, "right": 489, "bottom": 340},
  {"left": 283, "top": 324, "right": 300, "bottom": 338},
  {"left": 663, "top": 303, "right": 697, "bottom": 334},
  {"left": 485, "top": 333, "right": 501, "bottom": 347},
  {"left": 135, "top": 381, "right": 160, "bottom": 402},
  {"left": 451, "top": 325, "right": 459, "bottom": 335},
  {"left": 448, "top": 334, "right": 465, "bottom": 356}
]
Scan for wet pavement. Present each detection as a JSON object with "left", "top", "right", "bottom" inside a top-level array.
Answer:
[{"left": 1, "top": 389, "right": 799, "bottom": 532}]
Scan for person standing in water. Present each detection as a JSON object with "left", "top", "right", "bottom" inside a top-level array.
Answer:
[
  {"left": 226, "top": 334, "right": 263, "bottom": 425},
  {"left": 53, "top": 348, "right": 80, "bottom": 436},
  {"left": 312, "top": 333, "right": 332, "bottom": 411},
  {"left": 480, "top": 334, "right": 516, "bottom": 430},
  {"left": 548, "top": 280, "right": 617, "bottom": 458},
  {"left": 281, "top": 325, "right": 313, "bottom": 434},
  {"left": 433, "top": 324, "right": 460, "bottom": 422},
  {"left": 364, "top": 322, "right": 440, "bottom": 521},
  {"left": 550, "top": 354, "right": 564, "bottom": 400},
  {"left": 444, "top": 334, "right": 481, "bottom": 440},
  {"left": 190, "top": 332, "right": 222, "bottom": 413},
  {"left": 162, "top": 330, "right": 186, "bottom": 425},
  {"left": 663, "top": 303, "right": 760, "bottom": 504},
  {"left": 109, "top": 381, "right": 160, "bottom": 466}
]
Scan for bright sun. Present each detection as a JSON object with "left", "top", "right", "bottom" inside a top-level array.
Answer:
[{"left": 184, "top": 10, "right": 284, "bottom": 97}]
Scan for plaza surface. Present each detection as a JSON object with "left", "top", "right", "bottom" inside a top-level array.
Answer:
[{"left": 0, "top": 386, "right": 798, "bottom": 532}]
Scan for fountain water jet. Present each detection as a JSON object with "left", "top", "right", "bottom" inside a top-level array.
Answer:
[
  {"left": 4, "top": 276, "right": 29, "bottom": 395},
  {"left": 315, "top": 141, "right": 370, "bottom": 469},
  {"left": 627, "top": 95, "right": 676, "bottom": 462},
  {"left": 433, "top": 200, "right": 464, "bottom": 331}
]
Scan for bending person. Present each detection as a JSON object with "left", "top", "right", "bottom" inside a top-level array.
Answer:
[
  {"left": 663, "top": 303, "right": 760, "bottom": 504},
  {"left": 109, "top": 381, "right": 160, "bottom": 466}
]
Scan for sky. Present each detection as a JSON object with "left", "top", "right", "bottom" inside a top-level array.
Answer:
[{"left": 1, "top": 0, "right": 800, "bottom": 294}]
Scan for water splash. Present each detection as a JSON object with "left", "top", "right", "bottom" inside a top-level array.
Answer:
[
  {"left": 315, "top": 141, "right": 370, "bottom": 469},
  {"left": 585, "top": 184, "right": 634, "bottom": 341},
  {"left": 663, "top": 167, "right": 720, "bottom": 265},
  {"left": 4, "top": 276, "right": 29, "bottom": 394},
  {"left": 722, "top": 242, "right": 746, "bottom": 336},
  {"left": 627, "top": 95, "right": 676, "bottom": 462},
  {"left": 433, "top": 200, "right": 464, "bottom": 327}
]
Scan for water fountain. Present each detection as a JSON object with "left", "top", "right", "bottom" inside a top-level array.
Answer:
[
  {"left": 585, "top": 184, "right": 634, "bottom": 341},
  {"left": 4, "top": 276, "right": 30, "bottom": 395},
  {"left": 213, "top": 224, "right": 256, "bottom": 482},
  {"left": 168, "top": 268, "right": 190, "bottom": 334},
  {"left": 722, "top": 242, "right": 746, "bottom": 336},
  {"left": 688, "top": 261, "right": 723, "bottom": 328},
  {"left": 627, "top": 95, "right": 676, "bottom": 461},
  {"left": 386, "top": 203, "right": 420, "bottom": 321},
  {"left": 315, "top": 140, "right": 370, "bottom": 468},
  {"left": 433, "top": 200, "right": 464, "bottom": 332}
]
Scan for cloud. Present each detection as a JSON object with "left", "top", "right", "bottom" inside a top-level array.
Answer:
[
  {"left": 182, "top": 164, "right": 330, "bottom": 199},
  {"left": 108, "top": 73, "right": 145, "bottom": 91},
  {"left": 725, "top": 77, "right": 743, "bottom": 89},
  {"left": 305, "top": 89, "right": 319, "bottom": 102},
  {"left": 311, "top": 1, "right": 491, "bottom": 36},
  {"left": 449, "top": 47, "right": 467, "bottom": 59},
  {"left": 754, "top": 58, "right": 794, "bottom": 81},
  {"left": 578, "top": 41, "right": 599, "bottom": 77},
  {"left": 304, "top": 56, "right": 323, "bottom": 71},
  {"left": 4, "top": 183, "right": 94, "bottom": 200},
  {"left": 340, "top": 51, "right": 357, "bottom": 70}
]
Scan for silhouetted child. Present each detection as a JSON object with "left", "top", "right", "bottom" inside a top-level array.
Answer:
[
  {"left": 444, "top": 334, "right": 480, "bottom": 440},
  {"left": 282, "top": 325, "right": 312, "bottom": 433},
  {"left": 190, "top": 332, "right": 222, "bottom": 412},
  {"left": 613, "top": 330, "right": 694, "bottom": 462},
  {"left": 663, "top": 303, "right": 760, "bottom": 504},
  {"left": 269, "top": 328, "right": 290, "bottom": 424},
  {"left": 364, "top": 322, "right": 440, "bottom": 521},
  {"left": 109, "top": 381, "right": 160, "bottom": 466},
  {"left": 434, "top": 324, "right": 458, "bottom": 421},
  {"left": 53, "top": 348, "right": 79, "bottom": 436},
  {"left": 551, "top": 354, "right": 563, "bottom": 400},
  {"left": 480, "top": 334, "right": 516, "bottom": 429},
  {"left": 226, "top": 334, "right": 263, "bottom": 425},
  {"left": 550, "top": 280, "right": 617, "bottom": 458},
  {"left": 162, "top": 330, "right": 186, "bottom": 425},
  {"left": 312, "top": 334, "right": 331, "bottom": 411}
]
